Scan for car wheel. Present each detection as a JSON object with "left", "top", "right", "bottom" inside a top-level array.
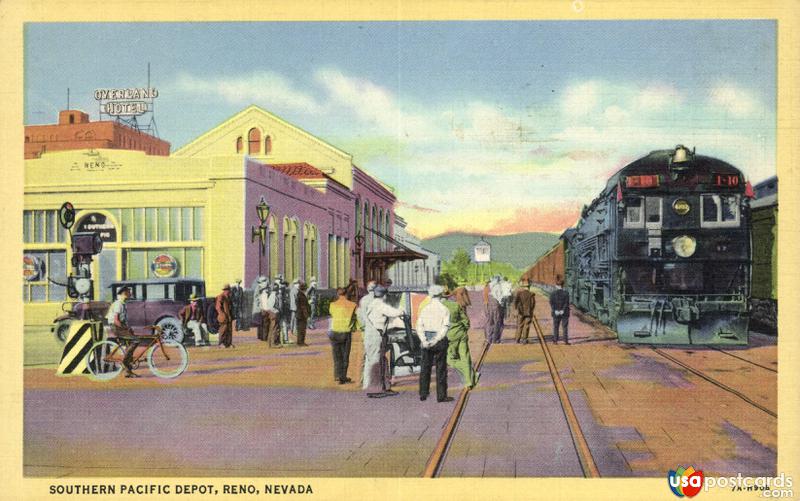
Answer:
[
  {"left": 156, "top": 317, "right": 185, "bottom": 344},
  {"left": 54, "top": 320, "right": 71, "bottom": 343}
]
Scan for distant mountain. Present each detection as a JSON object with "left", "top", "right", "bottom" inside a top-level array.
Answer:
[{"left": 421, "top": 232, "right": 561, "bottom": 270}]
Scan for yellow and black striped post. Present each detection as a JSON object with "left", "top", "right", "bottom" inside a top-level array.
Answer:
[{"left": 56, "top": 320, "right": 104, "bottom": 376}]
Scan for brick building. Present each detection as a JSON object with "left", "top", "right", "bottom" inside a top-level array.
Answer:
[{"left": 24, "top": 110, "right": 170, "bottom": 159}]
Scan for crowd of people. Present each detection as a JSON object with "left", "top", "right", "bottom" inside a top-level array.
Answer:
[{"left": 105, "top": 271, "right": 572, "bottom": 391}]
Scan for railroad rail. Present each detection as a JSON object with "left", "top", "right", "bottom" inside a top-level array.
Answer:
[
  {"left": 531, "top": 313, "right": 600, "bottom": 478},
  {"left": 710, "top": 346, "right": 778, "bottom": 373},
  {"left": 651, "top": 347, "right": 777, "bottom": 418},
  {"left": 422, "top": 340, "right": 491, "bottom": 477}
]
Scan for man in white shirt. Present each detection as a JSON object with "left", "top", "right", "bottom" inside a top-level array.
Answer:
[
  {"left": 416, "top": 285, "right": 453, "bottom": 402},
  {"left": 357, "top": 281, "right": 377, "bottom": 388},
  {"left": 262, "top": 283, "right": 281, "bottom": 348},
  {"left": 289, "top": 278, "right": 300, "bottom": 337},
  {"left": 364, "top": 285, "right": 404, "bottom": 398}
]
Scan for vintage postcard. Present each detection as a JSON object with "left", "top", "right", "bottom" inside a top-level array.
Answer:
[{"left": 2, "top": 1, "right": 798, "bottom": 500}]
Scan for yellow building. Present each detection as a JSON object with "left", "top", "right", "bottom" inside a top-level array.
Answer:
[{"left": 24, "top": 106, "right": 375, "bottom": 326}]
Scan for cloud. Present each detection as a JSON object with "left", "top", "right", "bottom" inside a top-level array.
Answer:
[
  {"left": 314, "top": 67, "right": 439, "bottom": 143},
  {"left": 633, "top": 84, "right": 684, "bottom": 112},
  {"left": 708, "top": 84, "right": 759, "bottom": 117},
  {"left": 561, "top": 81, "right": 602, "bottom": 117},
  {"left": 173, "top": 71, "right": 323, "bottom": 113},
  {"left": 399, "top": 201, "right": 583, "bottom": 239}
]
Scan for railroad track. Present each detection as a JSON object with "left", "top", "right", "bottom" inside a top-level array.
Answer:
[
  {"left": 710, "top": 346, "right": 778, "bottom": 373},
  {"left": 422, "top": 339, "right": 491, "bottom": 477},
  {"left": 651, "top": 347, "right": 777, "bottom": 418},
  {"left": 423, "top": 315, "right": 600, "bottom": 478}
]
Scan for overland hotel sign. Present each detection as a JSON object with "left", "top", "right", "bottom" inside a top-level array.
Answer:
[{"left": 94, "top": 87, "right": 158, "bottom": 116}]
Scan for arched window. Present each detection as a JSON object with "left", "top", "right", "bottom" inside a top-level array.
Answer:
[
  {"left": 236, "top": 136, "right": 243, "bottom": 153},
  {"left": 292, "top": 218, "right": 300, "bottom": 282},
  {"left": 355, "top": 200, "right": 361, "bottom": 236},
  {"left": 268, "top": 215, "right": 278, "bottom": 278},
  {"left": 248, "top": 128, "right": 261, "bottom": 155},
  {"left": 328, "top": 234, "right": 337, "bottom": 288},
  {"left": 378, "top": 208, "right": 384, "bottom": 250},
  {"left": 303, "top": 223, "right": 318, "bottom": 283},
  {"left": 265, "top": 135, "right": 272, "bottom": 155},
  {"left": 283, "top": 217, "right": 291, "bottom": 278},
  {"left": 371, "top": 206, "right": 377, "bottom": 252},
  {"left": 385, "top": 212, "right": 391, "bottom": 246}
]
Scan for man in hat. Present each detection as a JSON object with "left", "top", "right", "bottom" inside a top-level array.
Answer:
[
  {"left": 253, "top": 276, "right": 270, "bottom": 341},
  {"left": 416, "top": 285, "right": 453, "bottom": 402},
  {"left": 328, "top": 287, "right": 357, "bottom": 384},
  {"left": 513, "top": 279, "right": 535, "bottom": 344},
  {"left": 106, "top": 286, "right": 140, "bottom": 377},
  {"left": 550, "top": 276, "right": 571, "bottom": 344},
  {"left": 263, "top": 283, "right": 281, "bottom": 347},
  {"left": 307, "top": 277, "right": 318, "bottom": 328},
  {"left": 278, "top": 278, "right": 291, "bottom": 344},
  {"left": 216, "top": 284, "right": 234, "bottom": 348},
  {"left": 364, "top": 285, "right": 405, "bottom": 397},
  {"left": 295, "top": 282, "right": 311, "bottom": 346},
  {"left": 179, "top": 293, "right": 209, "bottom": 346},
  {"left": 357, "top": 281, "right": 377, "bottom": 386},
  {"left": 231, "top": 279, "right": 245, "bottom": 331}
]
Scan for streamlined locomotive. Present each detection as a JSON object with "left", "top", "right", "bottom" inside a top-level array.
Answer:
[{"left": 563, "top": 146, "right": 751, "bottom": 345}]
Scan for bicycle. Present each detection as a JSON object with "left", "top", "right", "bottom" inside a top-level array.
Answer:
[{"left": 84, "top": 325, "right": 189, "bottom": 381}]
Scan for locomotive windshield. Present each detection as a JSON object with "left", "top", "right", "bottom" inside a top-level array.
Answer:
[{"left": 701, "top": 194, "right": 740, "bottom": 227}]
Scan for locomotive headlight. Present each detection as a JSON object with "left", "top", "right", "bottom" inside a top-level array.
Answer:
[
  {"left": 672, "top": 235, "right": 697, "bottom": 258},
  {"left": 672, "top": 199, "right": 691, "bottom": 216}
]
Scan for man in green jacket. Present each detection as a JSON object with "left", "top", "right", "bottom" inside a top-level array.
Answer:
[{"left": 444, "top": 287, "right": 479, "bottom": 390}]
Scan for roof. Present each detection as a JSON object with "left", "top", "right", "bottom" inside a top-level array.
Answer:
[
  {"left": 751, "top": 193, "right": 777, "bottom": 209},
  {"left": 604, "top": 149, "right": 743, "bottom": 194},
  {"left": 269, "top": 162, "right": 326, "bottom": 179}
]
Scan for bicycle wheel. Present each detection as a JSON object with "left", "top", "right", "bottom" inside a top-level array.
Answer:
[
  {"left": 147, "top": 341, "right": 189, "bottom": 379},
  {"left": 84, "top": 340, "right": 124, "bottom": 381}
]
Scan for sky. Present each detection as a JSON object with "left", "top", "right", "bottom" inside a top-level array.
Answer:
[{"left": 24, "top": 21, "right": 776, "bottom": 239}]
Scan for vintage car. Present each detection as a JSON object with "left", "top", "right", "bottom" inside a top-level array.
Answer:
[
  {"left": 51, "top": 301, "right": 110, "bottom": 343},
  {"left": 107, "top": 278, "right": 208, "bottom": 345}
]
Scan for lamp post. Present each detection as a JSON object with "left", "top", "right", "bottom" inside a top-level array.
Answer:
[
  {"left": 250, "top": 198, "right": 271, "bottom": 276},
  {"left": 352, "top": 233, "right": 364, "bottom": 284}
]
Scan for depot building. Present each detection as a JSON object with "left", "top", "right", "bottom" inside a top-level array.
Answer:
[{"left": 24, "top": 105, "right": 418, "bottom": 325}]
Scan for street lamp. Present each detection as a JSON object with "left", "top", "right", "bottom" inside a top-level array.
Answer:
[
  {"left": 352, "top": 233, "right": 364, "bottom": 284},
  {"left": 251, "top": 197, "right": 271, "bottom": 276}
]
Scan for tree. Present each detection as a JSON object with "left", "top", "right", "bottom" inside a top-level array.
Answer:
[{"left": 451, "top": 248, "right": 472, "bottom": 282}]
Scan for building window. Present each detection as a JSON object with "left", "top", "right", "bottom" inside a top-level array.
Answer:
[
  {"left": 282, "top": 217, "right": 299, "bottom": 280},
  {"left": 69, "top": 114, "right": 75, "bottom": 124},
  {"left": 23, "top": 250, "right": 67, "bottom": 303},
  {"left": 378, "top": 208, "right": 384, "bottom": 251},
  {"left": 265, "top": 135, "right": 272, "bottom": 155},
  {"left": 328, "top": 234, "right": 337, "bottom": 288},
  {"left": 268, "top": 215, "right": 278, "bottom": 279},
  {"left": 304, "top": 223, "right": 319, "bottom": 283},
  {"left": 236, "top": 136, "right": 243, "bottom": 153},
  {"left": 248, "top": 128, "right": 261, "bottom": 155}
]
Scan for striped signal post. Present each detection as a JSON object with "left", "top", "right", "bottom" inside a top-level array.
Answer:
[{"left": 56, "top": 320, "right": 104, "bottom": 376}]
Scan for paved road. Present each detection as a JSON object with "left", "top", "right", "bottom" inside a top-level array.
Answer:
[{"left": 23, "top": 290, "right": 777, "bottom": 478}]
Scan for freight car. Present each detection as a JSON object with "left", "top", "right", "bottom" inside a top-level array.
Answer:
[
  {"left": 525, "top": 146, "right": 753, "bottom": 345},
  {"left": 750, "top": 176, "right": 777, "bottom": 333}
]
